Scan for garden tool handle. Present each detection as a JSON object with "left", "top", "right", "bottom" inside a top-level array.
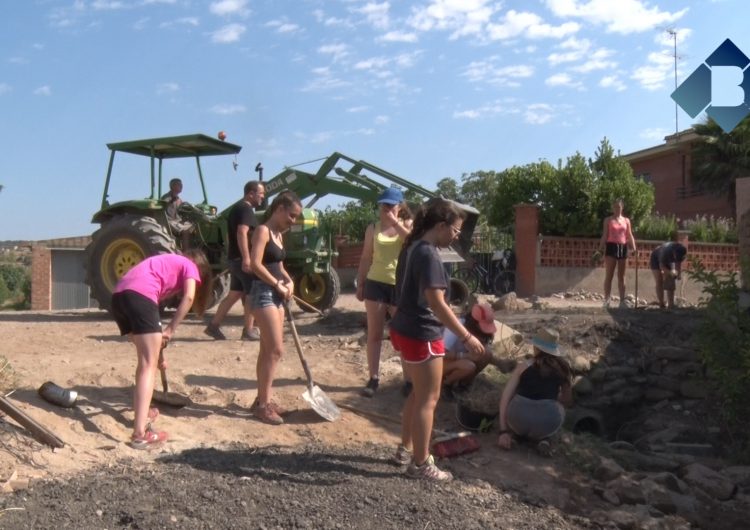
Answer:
[
  {"left": 292, "top": 295, "right": 324, "bottom": 316},
  {"left": 284, "top": 302, "right": 315, "bottom": 392},
  {"left": 158, "top": 347, "right": 169, "bottom": 394}
]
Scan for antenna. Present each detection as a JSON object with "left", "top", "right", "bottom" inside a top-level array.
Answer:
[{"left": 666, "top": 27, "right": 679, "bottom": 133}]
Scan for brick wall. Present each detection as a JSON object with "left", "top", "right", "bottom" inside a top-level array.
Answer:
[
  {"left": 31, "top": 245, "right": 51, "bottom": 310},
  {"left": 539, "top": 236, "right": 738, "bottom": 272}
]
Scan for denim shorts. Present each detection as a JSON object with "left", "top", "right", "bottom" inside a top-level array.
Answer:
[{"left": 250, "top": 280, "right": 284, "bottom": 309}]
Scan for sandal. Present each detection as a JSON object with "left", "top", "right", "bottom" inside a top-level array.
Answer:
[{"left": 130, "top": 428, "right": 168, "bottom": 450}]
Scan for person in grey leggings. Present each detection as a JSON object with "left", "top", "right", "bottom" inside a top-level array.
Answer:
[{"left": 497, "top": 328, "right": 573, "bottom": 455}]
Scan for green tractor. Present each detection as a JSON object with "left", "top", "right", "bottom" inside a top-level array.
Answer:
[{"left": 85, "top": 134, "right": 478, "bottom": 313}]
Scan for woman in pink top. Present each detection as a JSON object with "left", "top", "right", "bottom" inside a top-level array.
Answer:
[
  {"left": 598, "top": 198, "right": 637, "bottom": 308},
  {"left": 111, "top": 249, "right": 212, "bottom": 449}
]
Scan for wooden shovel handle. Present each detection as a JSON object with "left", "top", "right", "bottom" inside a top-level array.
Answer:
[{"left": 158, "top": 347, "right": 168, "bottom": 394}]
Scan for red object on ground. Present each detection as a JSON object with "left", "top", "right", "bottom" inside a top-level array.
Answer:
[{"left": 431, "top": 433, "right": 480, "bottom": 458}]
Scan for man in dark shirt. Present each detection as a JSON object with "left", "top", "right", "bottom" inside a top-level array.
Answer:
[
  {"left": 650, "top": 241, "right": 687, "bottom": 310},
  {"left": 161, "top": 178, "right": 194, "bottom": 247},
  {"left": 205, "top": 181, "right": 266, "bottom": 340}
]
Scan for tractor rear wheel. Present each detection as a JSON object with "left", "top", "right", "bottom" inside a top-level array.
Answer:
[
  {"left": 85, "top": 215, "right": 176, "bottom": 311},
  {"left": 294, "top": 268, "right": 340, "bottom": 312}
]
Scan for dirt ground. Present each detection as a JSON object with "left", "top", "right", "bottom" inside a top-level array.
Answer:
[{"left": 0, "top": 291, "right": 729, "bottom": 528}]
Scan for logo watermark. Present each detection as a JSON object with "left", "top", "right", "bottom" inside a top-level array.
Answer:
[{"left": 671, "top": 38, "right": 750, "bottom": 133}]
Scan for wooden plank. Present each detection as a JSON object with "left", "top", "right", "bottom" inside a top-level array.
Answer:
[{"left": 0, "top": 395, "right": 65, "bottom": 448}]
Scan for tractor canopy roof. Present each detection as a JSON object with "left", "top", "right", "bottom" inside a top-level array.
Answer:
[{"left": 106, "top": 134, "right": 242, "bottom": 159}]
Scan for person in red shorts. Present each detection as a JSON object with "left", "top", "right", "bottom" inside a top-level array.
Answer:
[{"left": 389, "top": 198, "right": 484, "bottom": 481}]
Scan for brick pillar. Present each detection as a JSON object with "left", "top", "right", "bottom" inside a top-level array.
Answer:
[
  {"left": 31, "top": 245, "right": 52, "bottom": 310},
  {"left": 514, "top": 204, "right": 539, "bottom": 297}
]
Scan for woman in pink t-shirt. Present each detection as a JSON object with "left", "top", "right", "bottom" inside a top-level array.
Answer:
[
  {"left": 111, "top": 249, "right": 212, "bottom": 449},
  {"left": 598, "top": 198, "right": 637, "bottom": 308}
]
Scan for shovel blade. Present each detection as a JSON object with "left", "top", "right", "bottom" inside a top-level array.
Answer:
[{"left": 302, "top": 385, "right": 341, "bottom": 422}]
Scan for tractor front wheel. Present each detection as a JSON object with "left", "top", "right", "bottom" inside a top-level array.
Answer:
[
  {"left": 85, "top": 215, "right": 176, "bottom": 311},
  {"left": 294, "top": 268, "right": 341, "bottom": 312}
]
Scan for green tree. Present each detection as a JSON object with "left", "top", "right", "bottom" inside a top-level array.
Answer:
[
  {"left": 460, "top": 170, "right": 499, "bottom": 216},
  {"left": 435, "top": 177, "right": 461, "bottom": 201},
  {"left": 0, "top": 264, "right": 26, "bottom": 293},
  {"left": 487, "top": 161, "right": 555, "bottom": 228},
  {"left": 691, "top": 115, "right": 750, "bottom": 217}
]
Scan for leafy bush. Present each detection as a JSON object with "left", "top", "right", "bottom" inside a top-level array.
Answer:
[
  {"left": 635, "top": 213, "right": 678, "bottom": 241},
  {"left": 0, "top": 264, "right": 30, "bottom": 308},
  {"left": 688, "top": 257, "right": 750, "bottom": 461},
  {"left": 683, "top": 215, "right": 738, "bottom": 244},
  {"left": 487, "top": 138, "right": 655, "bottom": 236},
  {"left": 318, "top": 200, "right": 378, "bottom": 244}
]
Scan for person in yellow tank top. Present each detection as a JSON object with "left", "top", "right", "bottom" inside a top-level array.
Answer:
[{"left": 356, "top": 187, "right": 412, "bottom": 397}]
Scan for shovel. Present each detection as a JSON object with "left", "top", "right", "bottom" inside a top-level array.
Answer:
[
  {"left": 152, "top": 346, "right": 190, "bottom": 408},
  {"left": 284, "top": 302, "right": 341, "bottom": 422}
]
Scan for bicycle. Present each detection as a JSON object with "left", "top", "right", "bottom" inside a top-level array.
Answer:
[{"left": 452, "top": 249, "right": 516, "bottom": 296}]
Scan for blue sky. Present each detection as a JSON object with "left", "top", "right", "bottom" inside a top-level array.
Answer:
[{"left": 1, "top": 0, "right": 748, "bottom": 240}]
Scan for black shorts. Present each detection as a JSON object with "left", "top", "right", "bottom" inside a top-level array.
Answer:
[
  {"left": 605, "top": 243, "right": 628, "bottom": 260},
  {"left": 363, "top": 279, "right": 396, "bottom": 306},
  {"left": 111, "top": 290, "right": 162, "bottom": 336},
  {"left": 228, "top": 258, "right": 255, "bottom": 295}
]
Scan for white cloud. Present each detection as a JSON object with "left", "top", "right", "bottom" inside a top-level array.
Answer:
[
  {"left": 599, "top": 75, "right": 626, "bottom": 91},
  {"left": 347, "top": 106, "right": 369, "bottom": 113},
  {"left": 374, "top": 115, "right": 389, "bottom": 124},
  {"left": 525, "top": 103, "right": 554, "bottom": 124},
  {"left": 134, "top": 17, "right": 150, "bottom": 30},
  {"left": 378, "top": 31, "right": 418, "bottom": 43},
  {"left": 91, "top": 1, "right": 125, "bottom": 10},
  {"left": 276, "top": 23, "right": 299, "bottom": 33},
  {"left": 210, "top": 0, "right": 250, "bottom": 18},
  {"left": 353, "top": 2, "right": 391, "bottom": 30},
  {"left": 9, "top": 57, "right": 27, "bottom": 64},
  {"left": 631, "top": 50, "right": 674, "bottom": 90},
  {"left": 317, "top": 43, "right": 350, "bottom": 63},
  {"left": 452, "top": 99, "right": 521, "bottom": 119},
  {"left": 462, "top": 58, "right": 534, "bottom": 87},
  {"left": 0, "top": 83, "right": 11, "bottom": 96},
  {"left": 156, "top": 82, "right": 180, "bottom": 95},
  {"left": 570, "top": 48, "right": 616, "bottom": 72},
  {"left": 544, "top": 0, "right": 687, "bottom": 34},
  {"left": 311, "top": 131, "right": 333, "bottom": 144},
  {"left": 301, "top": 70, "right": 352, "bottom": 92},
  {"left": 408, "top": 0, "right": 498, "bottom": 39},
  {"left": 487, "top": 10, "right": 579, "bottom": 40},
  {"left": 355, "top": 57, "right": 390, "bottom": 71},
  {"left": 640, "top": 127, "right": 669, "bottom": 142},
  {"left": 547, "top": 37, "right": 590, "bottom": 65},
  {"left": 545, "top": 73, "right": 582, "bottom": 88},
  {"left": 160, "top": 17, "right": 200, "bottom": 29},
  {"left": 142, "top": 0, "right": 178, "bottom": 4},
  {"left": 33, "top": 85, "right": 52, "bottom": 96},
  {"left": 210, "top": 23, "right": 245, "bottom": 43},
  {"left": 210, "top": 103, "right": 246, "bottom": 115}
]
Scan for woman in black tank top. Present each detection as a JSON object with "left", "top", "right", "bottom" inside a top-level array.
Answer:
[
  {"left": 248, "top": 191, "right": 302, "bottom": 425},
  {"left": 497, "top": 328, "right": 573, "bottom": 455}
]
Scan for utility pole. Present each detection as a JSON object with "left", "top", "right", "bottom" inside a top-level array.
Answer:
[{"left": 667, "top": 28, "right": 679, "bottom": 133}]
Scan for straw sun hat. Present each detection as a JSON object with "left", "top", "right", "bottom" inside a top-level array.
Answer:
[{"left": 531, "top": 327, "right": 563, "bottom": 357}]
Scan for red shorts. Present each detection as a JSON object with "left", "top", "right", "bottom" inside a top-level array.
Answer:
[{"left": 390, "top": 329, "right": 445, "bottom": 364}]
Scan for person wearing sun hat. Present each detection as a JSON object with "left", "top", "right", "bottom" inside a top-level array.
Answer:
[
  {"left": 441, "top": 302, "right": 496, "bottom": 394},
  {"left": 497, "top": 327, "right": 573, "bottom": 456},
  {"left": 356, "top": 186, "right": 413, "bottom": 397}
]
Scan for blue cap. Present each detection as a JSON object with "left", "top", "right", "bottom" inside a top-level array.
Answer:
[{"left": 377, "top": 187, "right": 404, "bottom": 205}]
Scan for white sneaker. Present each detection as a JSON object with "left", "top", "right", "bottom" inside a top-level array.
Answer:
[
  {"left": 392, "top": 444, "right": 412, "bottom": 466},
  {"left": 405, "top": 455, "right": 453, "bottom": 481}
]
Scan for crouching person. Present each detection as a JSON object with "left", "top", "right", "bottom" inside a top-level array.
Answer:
[
  {"left": 497, "top": 328, "right": 572, "bottom": 456},
  {"left": 441, "top": 302, "right": 496, "bottom": 397}
]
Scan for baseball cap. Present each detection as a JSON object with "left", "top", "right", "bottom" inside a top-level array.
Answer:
[
  {"left": 470, "top": 303, "right": 497, "bottom": 335},
  {"left": 377, "top": 187, "right": 404, "bottom": 205}
]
